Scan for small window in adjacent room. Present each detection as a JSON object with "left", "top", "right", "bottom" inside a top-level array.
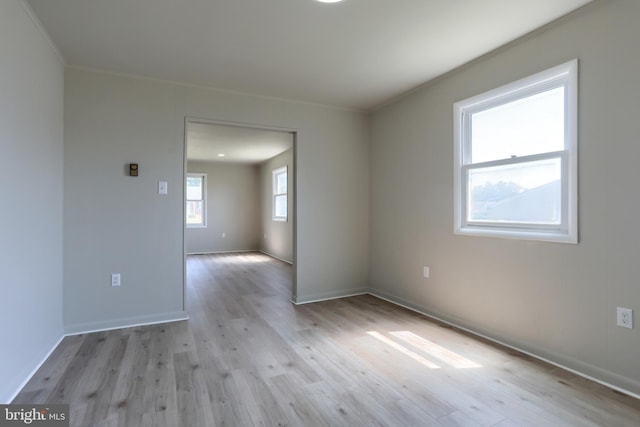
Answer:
[
  {"left": 453, "top": 59, "right": 578, "bottom": 243},
  {"left": 273, "top": 166, "right": 288, "bottom": 221},
  {"left": 186, "top": 173, "right": 206, "bottom": 227}
]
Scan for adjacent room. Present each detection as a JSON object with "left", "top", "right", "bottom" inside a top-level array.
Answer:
[
  {"left": 184, "top": 120, "right": 294, "bottom": 263},
  {"left": 2, "top": 0, "right": 640, "bottom": 425}
]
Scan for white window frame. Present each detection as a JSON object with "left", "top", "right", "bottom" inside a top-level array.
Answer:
[
  {"left": 272, "top": 166, "right": 288, "bottom": 221},
  {"left": 453, "top": 59, "right": 578, "bottom": 243},
  {"left": 186, "top": 172, "right": 207, "bottom": 228}
]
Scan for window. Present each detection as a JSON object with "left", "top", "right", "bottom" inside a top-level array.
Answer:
[
  {"left": 186, "top": 173, "right": 206, "bottom": 227},
  {"left": 272, "top": 166, "right": 287, "bottom": 221},
  {"left": 453, "top": 60, "right": 578, "bottom": 243}
]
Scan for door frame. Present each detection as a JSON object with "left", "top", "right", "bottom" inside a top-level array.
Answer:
[{"left": 181, "top": 116, "right": 298, "bottom": 309}]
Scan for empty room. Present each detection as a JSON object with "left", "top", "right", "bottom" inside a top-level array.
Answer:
[{"left": 2, "top": 0, "right": 640, "bottom": 425}]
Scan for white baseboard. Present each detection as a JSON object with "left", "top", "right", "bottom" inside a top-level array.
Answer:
[
  {"left": 291, "top": 289, "right": 368, "bottom": 305},
  {"left": 186, "top": 249, "right": 293, "bottom": 265},
  {"left": 258, "top": 250, "right": 293, "bottom": 265},
  {"left": 5, "top": 334, "right": 65, "bottom": 404},
  {"left": 367, "top": 290, "right": 640, "bottom": 401},
  {"left": 64, "top": 311, "right": 189, "bottom": 336},
  {"left": 186, "top": 249, "right": 256, "bottom": 256}
]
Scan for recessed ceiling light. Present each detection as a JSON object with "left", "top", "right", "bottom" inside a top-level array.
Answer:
[
  {"left": 315, "top": 0, "right": 344, "bottom": 3},
  {"left": 217, "top": 153, "right": 225, "bottom": 157}
]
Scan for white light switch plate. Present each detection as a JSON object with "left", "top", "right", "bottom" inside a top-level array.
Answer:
[{"left": 158, "top": 181, "right": 168, "bottom": 195}]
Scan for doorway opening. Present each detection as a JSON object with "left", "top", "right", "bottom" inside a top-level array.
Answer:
[{"left": 182, "top": 118, "right": 296, "bottom": 308}]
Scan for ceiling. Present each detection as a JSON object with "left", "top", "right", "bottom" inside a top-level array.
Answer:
[
  {"left": 187, "top": 122, "right": 293, "bottom": 164},
  {"left": 26, "top": 0, "right": 592, "bottom": 111}
]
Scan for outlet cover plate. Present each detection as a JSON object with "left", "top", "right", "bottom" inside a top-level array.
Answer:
[
  {"left": 111, "top": 273, "right": 121, "bottom": 287},
  {"left": 617, "top": 307, "right": 633, "bottom": 329},
  {"left": 423, "top": 266, "right": 430, "bottom": 278}
]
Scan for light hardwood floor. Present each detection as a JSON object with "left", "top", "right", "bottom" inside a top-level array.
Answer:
[{"left": 14, "top": 252, "right": 640, "bottom": 426}]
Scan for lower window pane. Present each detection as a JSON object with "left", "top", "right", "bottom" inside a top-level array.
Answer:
[
  {"left": 186, "top": 201, "right": 203, "bottom": 225},
  {"left": 468, "top": 158, "right": 561, "bottom": 224},
  {"left": 274, "top": 195, "right": 287, "bottom": 219}
]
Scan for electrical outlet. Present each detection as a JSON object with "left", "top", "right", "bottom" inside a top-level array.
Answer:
[
  {"left": 617, "top": 307, "right": 633, "bottom": 329},
  {"left": 423, "top": 266, "right": 430, "bottom": 278},
  {"left": 111, "top": 273, "right": 121, "bottom": 287}
]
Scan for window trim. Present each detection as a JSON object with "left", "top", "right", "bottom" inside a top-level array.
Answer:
[
  {"left": 272, "top": 166, "right": 288, "bottom": 222},
  {"left": 453, "top": 59, "right": 578, "bottom": 243},
  {"left": 185, "top": 172, "right": 207, "bottom": 228}
]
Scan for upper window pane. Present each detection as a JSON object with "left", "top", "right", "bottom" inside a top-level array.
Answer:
[
  {"left": 186, "top": 176, "right": 203, "bottom": 200},
  {"left": 276, "top": 172, "right": 287, "bottom": 194},
  {"left": 471, "top": 86, "right": 565, "bottom": 163}
]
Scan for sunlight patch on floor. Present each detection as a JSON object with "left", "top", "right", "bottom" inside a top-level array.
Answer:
[
  {"left": 390, "top": 331, "right": 482, "bottom": 368},
  {"left": 367, "top": 330, "right": 482, "bottom": 369},
  {"left": 366, "top": 331, "right": 441, "bottom": 369}
]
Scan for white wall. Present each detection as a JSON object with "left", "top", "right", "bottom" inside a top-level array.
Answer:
[
  {"left": 370, "top": 0, "right": 640, "bottom": 395},
  {"left": 63, "top": 70, "right": 188, "bottom": 333},
  {"left": 64, "top": 66, "right": 369, "bottom": 330},
  {"left": 260, "top": 149, "right": 294, "bottom": 263},
  {"left": 0, "top": 0, "right": 64, "bottom": 403},
  {"left": 186, "top": 161, "right": 260, "bottom": 254}
]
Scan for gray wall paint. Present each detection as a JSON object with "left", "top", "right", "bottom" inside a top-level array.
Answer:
[
  {"left": 186, "top": 161, "right": 260, "bottom": 254},
  {"left": 18, "top": 0, "right": 635, "bottom": 403},
  {"left": 370, "top": 0, "right": 640, "bottom": 395},
  {"left": 64, "top": 70, "right": 188, "bottom": 333},
  {"left": 260, "top": 149, "right": 294, "bottom": 263},
  {"left": 64, "top": 66, "right": 370, "bottom": 328},
  {"left": 0, "top": 0, "right": 64, "bottom": 403}
]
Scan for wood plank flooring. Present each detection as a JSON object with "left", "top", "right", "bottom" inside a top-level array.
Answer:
[{"left": 13, "top": 252, "right": 640, "bottom": 426}]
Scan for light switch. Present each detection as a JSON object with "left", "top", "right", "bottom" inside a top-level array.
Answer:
[
  {"left": 158, "top": 181, "right": 168, "bottom": 195},
  {"left": 111, "top": 273, "right": 121, "bottom": 287}
]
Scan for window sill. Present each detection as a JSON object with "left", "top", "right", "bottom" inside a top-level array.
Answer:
[{"left": 455, "top": 225, "right": 577, "bottom": 244}]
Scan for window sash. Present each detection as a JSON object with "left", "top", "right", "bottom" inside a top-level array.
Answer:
[
  {"left": 461, "top": 81, "right": 569, "bottom": 166},
  {"left": 461, "top": 151, "right": 568, "bottom": 231}
]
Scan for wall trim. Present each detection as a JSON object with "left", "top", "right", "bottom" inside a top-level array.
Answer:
[
  {"left": 259, "top": 250, "right": 293, "bottom": 265},
  {"left": 5, "top": 334, "right": 64, "bottom": 404},
  {"left": 68, "top": 65, "right": 362, "bottom": 113},
  {"left": 17, "top": 0, "right": 65, "bottom": 65},
  {"left": 367, "top": 289, "right": 640, "bottom": 401},
  {"left": 291, "top": 289, "right": 368, "bottom": 305},
  {"left": 186, "top": 250, "right": 257, "bottom": 256},
  {"left": 64, "top": 311, "right": 189, "bottom": 336}
]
